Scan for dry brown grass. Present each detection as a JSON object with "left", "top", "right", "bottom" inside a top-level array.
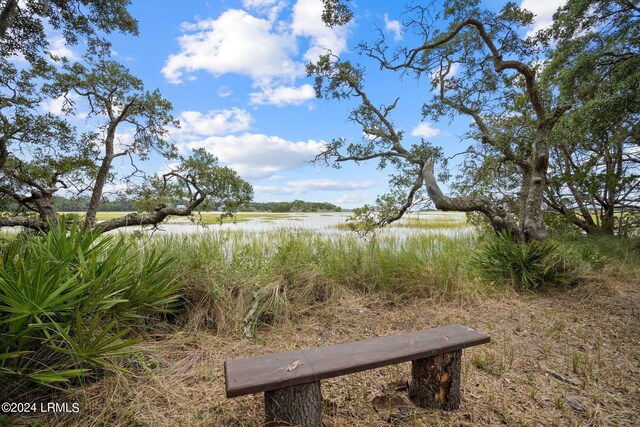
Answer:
[{"left": 11, "top": 272, "right": 640, "bottom": 427}]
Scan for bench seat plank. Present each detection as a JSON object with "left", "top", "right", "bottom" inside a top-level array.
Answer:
[{"left": 224, "top": 324, "right": 489, "bottom": 398}]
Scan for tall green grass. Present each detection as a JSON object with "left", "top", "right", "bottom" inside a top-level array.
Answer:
[
  {"left": 0, "top": 223, "right": 181, "bottom": 399},
  {"left": 141, "top": 230, "right": 481, "bottom": 337}
]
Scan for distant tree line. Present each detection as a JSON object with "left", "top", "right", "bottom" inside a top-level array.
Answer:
[
  {"left": 244, "top": 200, "right": 342, "bottom": 212},
  {"left": 51, "top": 196, "right": 342, "bottom": 213}
]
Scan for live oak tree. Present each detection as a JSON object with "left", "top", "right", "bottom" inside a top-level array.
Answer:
[
  {"left": 0, "top": 0, "right": 252, "bottom": 233},
  {"left": 0, "top": 0, "right": 138, "bottom": 63},
  {"left": 0, "top": 0, "right": 136, "bottom": 230},
  {"left": 541, "top": 0, "right": 639, "bottom": 235},
  {"left": 314, "top": 0, "right": 572, "bottom": 241}
]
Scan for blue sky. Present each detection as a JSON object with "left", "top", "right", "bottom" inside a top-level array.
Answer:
[{"left": 41, "top": 0, "right": 565, "bottom": 208}]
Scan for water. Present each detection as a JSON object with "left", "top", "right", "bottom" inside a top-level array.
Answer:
[{"left": 113, "top": 211, "right": 476, "bottom": 239}]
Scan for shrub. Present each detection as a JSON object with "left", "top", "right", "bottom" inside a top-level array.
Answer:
[
  {"left": 471, "top": 232, "right": 580, "bottom": 290},
  {"left": 0, "top": 222, "right": 181, "bottom": 399}
]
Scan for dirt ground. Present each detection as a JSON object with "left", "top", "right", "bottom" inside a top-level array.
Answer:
[{"left": 12, "top": 270, "right": 640, "bottom": 426}]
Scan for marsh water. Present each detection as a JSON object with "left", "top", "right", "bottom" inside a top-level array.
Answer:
[{"left": 115, "top": 211, "right": 476, "bottom": 239}]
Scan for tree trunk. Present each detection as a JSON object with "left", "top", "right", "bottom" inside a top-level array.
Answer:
[
  {"left": 408, "top": 350, "right": 461, "bottom": 411},
  {"left": 520, "top": 133, "right": 551, "bottom": 242},
  {"left": 422, "top": 162, "right": 521, "bottom": 238},
  {"left": 85, "top": 130, "right": 116, "bottom": 229},
  {"left": 0, "top": 0, "right": 19, "bottom": 38},
  {"left": 264, "top": 381, "right": 323, "bottom": 427}
]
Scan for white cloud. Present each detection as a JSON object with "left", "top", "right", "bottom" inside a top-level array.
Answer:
[
  {"left": 162, "top": 9, "right": 301, "bottom": 85},
  {"left": 291, "top": 0, "right": 349, "bottom": 62},
  {"left": 186, "top": 133, "right": 325, "bottom": 179},
  {"left": 114, "top": 129, "right": 136, "bottom": 153},
  {"left": 384, "top": 13, "right": 402, "bottom": 42},
  {"left": 255, "top": 179, "right": 376, "bottom": 195},
  {"left": 40, "top": 94, "right": 88, "bottom": 119},
  {"left": 242, "top": 0, "right": 286, "bottom": 21},
  {"left": 250, "top": 84, "right": 315, "bottom": 106},
  {"left": 177, "top": 108, "right": 252, "bottom": 137},
  {"left": 101, "top": 182, "right": 129, "bottom": 195},
  {"left": 411, "top": 122, "right": 441, "bottom": 138},
  {"left": 163, "top": 0, "right": 349, "bottom": 107},
  {"left": 218, "top": 86, "right": 232, "bottom": 98},
  {"left": 48, "top": 36, "right": 76, "bottom": 59},
  {"left": 520, "top": 0, "right": 567, "bottom": 37},
  {"left": 40, "top": 96, "right": 68, "bottom": 115}
]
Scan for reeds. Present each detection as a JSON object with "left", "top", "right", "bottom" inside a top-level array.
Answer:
[{"left": 141, "top": 229, "right": 483, "bottom": 336}]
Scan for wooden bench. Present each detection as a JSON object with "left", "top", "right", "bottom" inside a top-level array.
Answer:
[{"left": 224, "top": 324, "right": 490, "bottom": 426}]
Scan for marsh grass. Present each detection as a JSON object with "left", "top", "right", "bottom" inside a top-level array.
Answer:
[
  {"left": 134, "top": 229, "right": 639, "bottom": 336},
  {"left": 189, "top": 212, "right": 298, "bottom": 224},
  {"left": 392, "top": 217, "right": 468, "bottom": 229},
  {"left": 332, "top": 215, "right": 468, "bottom": 231},
  {"left": 62, "top": 211, "right": 298, "bottom": 224},
  {"left": 140, "top": 230, "right": 483, "bottom": 336}
]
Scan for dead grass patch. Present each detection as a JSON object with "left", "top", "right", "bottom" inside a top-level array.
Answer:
[{"left": 11, "top": 273, "right": 640, "bottom": 427}]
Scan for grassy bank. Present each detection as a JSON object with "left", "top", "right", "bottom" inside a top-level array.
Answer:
[
  {"left": 60, "top": 211, "right": 301, "bottom": 224},
  {"left": 2, "top": 228, "right": 639, "bottom": 426},
  {"left": 151, "top": 230, "right": 482, "bottom": 336}
]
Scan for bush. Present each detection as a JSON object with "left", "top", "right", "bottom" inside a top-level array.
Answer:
[
  {"left": 0, "top": 222, "right": 181, "bottom": 399},
  {"left": 471, "top": 232, "right": 580, "bottom": 290}
]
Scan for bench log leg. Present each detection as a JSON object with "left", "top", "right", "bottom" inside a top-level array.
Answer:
[
  {"left": 409, "top": 350, "right": 461, "bottom": 411},
  {"left": 264, "top": 381, "right": 322, "bottom": 427}
]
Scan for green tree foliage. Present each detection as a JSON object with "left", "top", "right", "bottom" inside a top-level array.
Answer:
[
  {"left": 0, "top": 0, "right": 137, "bottom": 67},
  {"left": 244, "top": 200, "right": 342, "bottom": 212},
  {"left": 0, "top": 1, "right": 252, "bottom": 233},
  {"left": 314, "top": 0, "right": 572, "bottom": 242},
  {"left": 541, "top": 0, "right": 639, "bottom": 234}
]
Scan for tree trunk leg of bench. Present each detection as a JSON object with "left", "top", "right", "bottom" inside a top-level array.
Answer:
[
  {"left": 264, "top": 381, "right": 322, "bottom": 427},
  {"left": 409, "top": 350, "right": 462, "bottom": 411}
]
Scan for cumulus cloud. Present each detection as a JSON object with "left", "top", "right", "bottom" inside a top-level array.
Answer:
[
  {"left": 249, "top": 84, "right": 315, "bottom": 106},
  {"left": 114, "top": 130, "right": 136, "bottom": 153},
  {"left": 291, "top": 0, "right": 349, "bottom": 62},
  {"left": 218, "top": 86, "right": 232, "bottom": 98},
  {"left": 411, "top": 122, "right": 441, "bottom": 138},
  {"left": 40, "top": 96, "right": 68, "bottom": 115},
  {"left": 163, "top": 0, "right": 348, "bottom": 105},
  {"left": 384, "top": 13, "right": 402, "bottom": 41},
  {"left": 186, "top": 133, "right": 325, "bottom": 179},
  {"left": 162, "top": 9, "right": 300, "bottom": 85},
  {"left": 520, "top": 0, "right": 567, "bottom": 37},
  {"left": 48, "top": 36, "right": 76, "bottom": 60},
  {"left": 176, "top": 108, "right": 252, "bottom": 137},
  {"left": 40, "top": 93, "right": 88, "bottom": 119},
  {"left": 255, "top": 179, "right": 376, "bottom": 195},
  {"left": 242, "top": 0, "right": 286, "bottom": 21}
]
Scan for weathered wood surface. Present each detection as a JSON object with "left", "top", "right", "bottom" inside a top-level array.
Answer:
[
  {"left": 225, "top": 324, "right": 489, "bottom": 398},
  {"left": 264, "top": 381, "right": 322, "bottom": 427},
  {"left": 409, "top": 350, "right": 462, "bottom": 410}
]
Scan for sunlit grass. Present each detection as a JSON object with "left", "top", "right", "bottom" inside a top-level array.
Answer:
[
  {"left": 392, "top": 217, "right": 468, "bottom": 229},
  {"left": 332, "top": 211, "right": 469, "bottom": 231},
  {"left": 190, "top": 212, "right": 299, "bottom": 224},
  {"left": 62, "top": 211, "right": 300, "bottom": 224},
  {"left": 63, "top": 211, "right": 134, "bottom": 221},
  {"left": 136, "top": 229, "right": 484, "bottom": 336}
]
